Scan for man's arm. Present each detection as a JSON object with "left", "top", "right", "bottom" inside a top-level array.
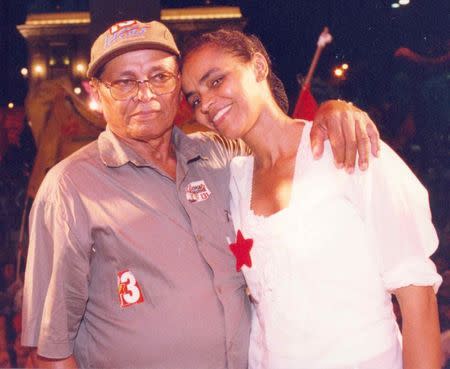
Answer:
[
  {"left": 22, "top": 173, "right": 91, "bottom": 365},
  {"left": 310, "top": 99, "right": 380, "bottom": 173},
  {"left": 206, "top": 99, "right": 381, "bottom": 169},
  {"left": 30, "top": 349, "right": 78, "bottom": 369}
]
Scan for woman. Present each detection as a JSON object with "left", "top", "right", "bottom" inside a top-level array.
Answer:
[{"left": 181, "top": 29, "right": 442, "bottom": 369}]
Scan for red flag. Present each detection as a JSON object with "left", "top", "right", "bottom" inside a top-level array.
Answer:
[{"left": 292, "top": 83, "right": 318, "bottom": 120}]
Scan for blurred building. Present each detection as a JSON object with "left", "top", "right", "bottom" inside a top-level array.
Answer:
[{"left": 17, "top": 5, "right": 245, "bottom": 89}]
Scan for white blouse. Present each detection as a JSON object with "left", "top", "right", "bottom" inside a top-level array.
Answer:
[{"left": 229, "top": 122, "right": 441, "bottom": 369}]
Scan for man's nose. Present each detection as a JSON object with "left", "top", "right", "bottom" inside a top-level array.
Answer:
[{"left": 136, "top": 81, "right": 156, "bottom": 102}]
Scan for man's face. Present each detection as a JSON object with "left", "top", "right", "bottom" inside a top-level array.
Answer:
[{"left": 92, "top": 49, "right": 181, "bottom": 142}]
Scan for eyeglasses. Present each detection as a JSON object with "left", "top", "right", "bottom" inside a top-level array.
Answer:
[{"left": 97, "top": 72, "right": 179, "bottom": 101}]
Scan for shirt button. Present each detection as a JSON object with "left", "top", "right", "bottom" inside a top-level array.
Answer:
[{"left": 196, "top": 234, "right": 203, "bottom": 242}]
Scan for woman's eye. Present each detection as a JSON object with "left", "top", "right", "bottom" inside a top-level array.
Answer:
[
  {"left": 191, "top": 97, "right": 200, "bottom": 108},
  {"left": 211, "top": 77, "right": 223, "bottom": 87},
  {"left": 188, "top": 96, "right": 200, "bottom": 108}
]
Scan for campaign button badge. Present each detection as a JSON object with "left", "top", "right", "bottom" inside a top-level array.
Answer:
[{"left": 185, "top": 180, "right": 211, "bottom": 203}]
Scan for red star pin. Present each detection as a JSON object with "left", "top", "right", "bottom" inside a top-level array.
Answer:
[{"left": 229, "top": 230, "right": 253, "bottom": 272}]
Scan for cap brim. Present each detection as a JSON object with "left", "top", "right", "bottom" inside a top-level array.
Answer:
[{"left": 87, "top": 42, "right": 180, "bottom": 78}]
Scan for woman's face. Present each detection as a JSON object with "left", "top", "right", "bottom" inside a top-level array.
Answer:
[{"left": 182, "top": 44, "right": 265, "bottom": 139}]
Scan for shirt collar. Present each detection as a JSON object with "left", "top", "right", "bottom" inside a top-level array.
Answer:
[{"left": 98, "top": 125, "right": 206, "bottom": 168}]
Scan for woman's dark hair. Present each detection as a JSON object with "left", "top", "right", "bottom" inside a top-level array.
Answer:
[{"left": 182, "top": 29, "right": 289, "bottom": 114}]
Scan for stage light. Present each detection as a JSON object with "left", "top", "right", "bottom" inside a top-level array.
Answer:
[
  {"left": 74, "top": 87, "right": 82, "bottom": 95},
  {"left": 75, "top": 63, "right": 86, "bottom": 74},
  {"left": 391, "top": 3, "right": 400, "bottom": 8},
  {"left": 399, "top": 0, "right": 410, "bottom": 5},
  {"left": 89, "top": 100, "right": 100, "bottom": 111},
  {"left": 33, "top": 63, "right": 45, "bottom": 77},
  {"left": 8, "top": 102, "right": 14, "bottom": 109},
  {"left": 334, "top": 68, "right": 344, "bottom": 78},
  {"left": 63, "top": 56, "right": 70, "bottom": 65},
  {"left": 342, "top": 63, "right": 349, "bottom": 70},
  {"left": 20, "top": 68, "right": 28, "bottom": 77}
]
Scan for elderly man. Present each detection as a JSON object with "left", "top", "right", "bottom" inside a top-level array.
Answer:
[{"left": 22, "top": 20, "right": 379, "bottom": 369}]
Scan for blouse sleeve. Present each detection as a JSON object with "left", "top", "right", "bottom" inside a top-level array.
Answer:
[{"left": 354, "top": 142, "right": 442, "bottom": 293}]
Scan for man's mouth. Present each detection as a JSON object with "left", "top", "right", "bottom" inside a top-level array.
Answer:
[{"left": 132, "top": 110, "right": 160, "bottom": 118}]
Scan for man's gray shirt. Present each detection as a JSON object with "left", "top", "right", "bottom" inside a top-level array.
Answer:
[{"left": 22, "top": 126, "right": 251, "bottom": 369}]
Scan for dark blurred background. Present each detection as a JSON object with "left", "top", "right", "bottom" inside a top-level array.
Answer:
[{"left": 1, "top": 1, "right": 449, "bottom": 108}]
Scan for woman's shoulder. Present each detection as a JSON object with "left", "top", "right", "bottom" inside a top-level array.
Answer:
[{"left": 230, "top": 155, "right": 252, "bottom": 173}]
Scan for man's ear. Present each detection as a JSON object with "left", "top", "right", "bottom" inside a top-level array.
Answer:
[
  {"left": 253, "top": 53, "right": 269, "bottom": 82},
  {"left": 89, "top": 79, "right": 100, "bottom": 101},
  {"left": 89, "top": 79, "right": 103, "bottom": 113}
]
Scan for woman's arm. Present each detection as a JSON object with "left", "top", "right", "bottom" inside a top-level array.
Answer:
[{"left": 395, "top": 285, "right": 442, "bottom": 369}]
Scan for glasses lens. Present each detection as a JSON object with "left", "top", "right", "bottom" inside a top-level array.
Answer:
[
  {"left": 105, "top": 73, "right": 178, "bottom": 100},
  {"left": 149, "top": 73, "right": 178, "bottom": 95},
  {"left": 109, "top": 80, "right": 138, "bottom": 100}
]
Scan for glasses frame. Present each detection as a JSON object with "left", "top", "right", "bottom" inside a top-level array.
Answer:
[{"left": 96, "top": 72, "right": 179, "bottom": 101}]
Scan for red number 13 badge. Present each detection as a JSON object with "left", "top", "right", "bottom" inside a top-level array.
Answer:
[{"left": 117, "top": 269, "right": 144, "bottom": 308}]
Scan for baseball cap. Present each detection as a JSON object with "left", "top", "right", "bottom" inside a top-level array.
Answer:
[{"left": 87, "top": 20, "right": 180, "bottom": 78}]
